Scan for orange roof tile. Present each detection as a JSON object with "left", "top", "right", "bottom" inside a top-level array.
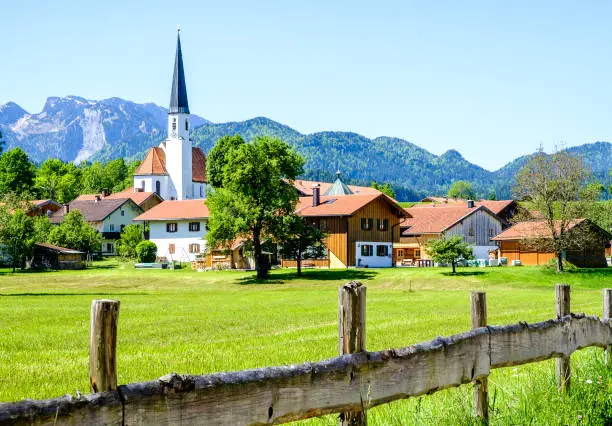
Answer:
[
  {"left": 192, "top": 147, "right": 207, "bottom": 183},
  {"left": 296, "top": 193, "right": 407, "bottom": 217},
  {"left": 401, "top": 204, "right": 500, "bottom": 235},
  {"left": 133, "top": 200, "right": 209, "bottom": 221},
  {"left": 491, "top": 219, "right": 586, "bottom": 240},
  {"left": 74, "top": 189, "right": 162, "bottom": 207},
  {"left": 134, "top": 147, "right": 167, "bottom": 176},
  {"left": 293, "top": 179, "right": 380, "bottom": 196},
  {"left": 418, "top": 199, "right": 516, "bottom": 217}
]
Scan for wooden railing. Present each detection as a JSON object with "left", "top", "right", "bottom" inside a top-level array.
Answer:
[{"left": 1, "top": 284, "right": 611, "bottom": 425}]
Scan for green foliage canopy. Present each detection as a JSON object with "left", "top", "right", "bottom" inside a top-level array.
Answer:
[
  {"left": 206, "top": 135, "right": 305, "bottom": 279},
  {"left": 136, "top": 240, "right": 157, "bottom": 263},
  {"left": 0, "top": 207, "right": 36, "bottom": 272},
  {"left": 116, "top": 224, "right": 144, "bottom": 259},
  {"left": 48, "top": 210, "right": 102, "bottom": 253},
  {"left": 426, "top": 235, "right": 473, "bottom": 274},
  {"left": 370, "top": 181, "right": 396, "bottom": 198},
  {"left": 0, "top": 148, "right": 36, "bottom": 196},
  {"left": 278, "top": 215, "right": 326, "bottom": 276},
  {"left": 447, "top": 180, "right": 476, "bottom": 200}
]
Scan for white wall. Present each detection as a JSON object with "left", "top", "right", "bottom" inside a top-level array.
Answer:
[
  {"left": 148, "top": 219, "right": 207, "bottom": 262},
  {"left": 102, "top": 202, "right": 142, "bottom": 232},
  {"left": 355, "top": 242, "right": 393, "bottom": 268},
  {"left": 133, "top": 175, "right": 172, "bottom": 200}
]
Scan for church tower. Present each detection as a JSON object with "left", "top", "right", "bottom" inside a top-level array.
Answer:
[{"left": 165, "top": 29, "right": 193, "bottom": 200}]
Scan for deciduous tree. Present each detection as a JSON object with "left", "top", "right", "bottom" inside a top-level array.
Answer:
[
  {"left": 48, "top": 210, "right": 102, "bottom": 253},
  {"left": 447, "top": 180, "right": 476, "bottom": 200},
  {"left": 0, "top": 148, "right": 36, "bottom": 196},
  {"left": 514, "top": 149, "right": 597, "bottom": 272},
  {"left": 116, "top": 224, "right": 144, "bottom": 259},
  {"left": 278, "top": 215, "right": 326, "bottom": 276},
  {"left": 370, "top": 181, "right": 396, "bottom": 198},
  {"left": 0, "top": 208, "right": 36, "bottom": 272},
  {"left": 206, "top": 135, "right": 305, "bottom": 279},
  {"left": 426, "top": 235, "right": 473, "bottom": 274}
]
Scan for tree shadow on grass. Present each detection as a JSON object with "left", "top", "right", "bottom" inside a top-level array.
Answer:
[
  {"left": 440, "top": 271, "right": 486, "bottom": 277},
  {"left": 236, "top": 269, "right": 379, "bottom": 285},
  {"left": 0, "top": 292, "right": 150, "bottom": 297}
]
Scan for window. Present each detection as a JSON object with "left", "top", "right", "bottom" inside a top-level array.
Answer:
[
  {"left": 172, "top": 118, "right": 177, "bottom": 131},
  {"left": 189, "top": 222, "right": 200, "bottom": 232},
  {"left": 121, "top": 210, "right": 125, "bottom": 217},
  {"left": 489, "top": 228, "right": 494, "bottom": 237},
  {"left": 185, "top": 120, "right": 189, "bottom": 131},
  {"left": 200, "top": 186, "right": 203, "bottom": 197},
  {"left": 109, "top": 224, "right": 115, "bottom": 231},
  {"left": 320, "top": 219, "right": 328, "bottom": 231},
  {"left": 377, "top": 219, "right": 389, "bottom": 231},
  {"left": 120, "top": 225, "right": 125, "bottom": 232},
  {"left": 361, "top": 244, "right": 373, "bottom": 257},
  {"left": 468, "top": 227, "right": 475, "bottom": 237},
  {"left": 376, "top": 245, "right": 389, "bottom": 257},
  {"left": 415, "top": 249, "right": 421, "bottom": 258},
  {"left": 166, "top": 223, "right": 178, "bottom": 233},
  {"left": 361, "top": 218, "right": 373, "bottom": 231},
  {"left": 106, "top": 243, "right": 113, "bottom": 253},
  {"left": 397, "top": 249, "right": 404, "bottom": 257},
  {"left": 168, "top": 244, "right": 175, "bottom": 254},
  {"left": 189, "top": 244, "right": 200, "bottom": 254},
  {"left": 155, "top": 181, "right": 161, "bottom": 196}
]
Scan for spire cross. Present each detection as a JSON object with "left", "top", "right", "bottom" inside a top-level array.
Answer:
[{"left": 177, "top": 24, "right": 181, "bottom": 32}]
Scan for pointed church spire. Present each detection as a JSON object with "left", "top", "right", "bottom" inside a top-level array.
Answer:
[
  {"left": 169, "top": 28, "right": 190, "bottom": 114},
  {"left": 324, "top": 170, "right": 354, "bottom": 196}
]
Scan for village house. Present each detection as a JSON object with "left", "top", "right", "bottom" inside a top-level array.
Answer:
[
  {"left": 132, "top": 199, "right": 209, "bottom": 263},
  {"left": 280, "top": 181, "right": 408, "bottom": 268},
  {"left": 49, "top": 197, "right": 143, "bottom": 255},
  {"left": 420, "top": 197, "right": 521, "bottom": 225},
  {"left": 75, "top": 187, "right": 163, "bottom": 212},
  {"left": 31, "top": 243, "right": 86, "bottom": 270},
  {"left": 395, "top": 201, "right": 504, "bottom": 265},
  {"left": 491, "top": 219, "right": 611, "bottom": 268}
]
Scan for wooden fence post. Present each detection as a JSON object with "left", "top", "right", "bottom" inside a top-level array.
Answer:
[
  {"left": 338, "top": 281, "right": 366, "bottom": 426},
  {"left": 471, "top": 292, "right": 488, "bottom": 423},
  {"left": 604, "top": 288, "right": 612, "bottom": 365},
  {"left": 90, "top": 299, "right": 120, "bottom": 393},
  {"left": 555, "top": 284, "right": 570, "bottom": 392}
]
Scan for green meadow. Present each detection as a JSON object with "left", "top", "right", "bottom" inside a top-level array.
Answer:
[{"left": 0, "top": 261, "right": 610, "bottom": 424}]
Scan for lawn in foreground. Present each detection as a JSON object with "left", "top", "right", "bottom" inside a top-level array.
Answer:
[{"left": 0, "top": 262, "right": 610, "bottom": 424}]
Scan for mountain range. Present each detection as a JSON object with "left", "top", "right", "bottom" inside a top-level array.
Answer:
[{"left": 1, "top": 96, "right": 611, "bottom": 201}]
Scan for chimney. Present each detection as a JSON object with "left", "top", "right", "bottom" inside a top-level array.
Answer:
[
  {"left": 95, "top": 195, "right": 101, "bottom": 203},
  {"left": 312, "top": 184, "right": 321, "bottom": 207},
  {"left": 63, "top": 204, "right": 69, "bottom": 214},
  {"left": 467, "top": 200, "right": 475, "bottom": 208},
  {"left": 101, "top": 188, "right": 108, "bottom": 198}
]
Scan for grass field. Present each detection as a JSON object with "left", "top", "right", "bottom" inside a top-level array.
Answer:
[{"left": 1, "top": 261, "right": 611, "bottom": 424}]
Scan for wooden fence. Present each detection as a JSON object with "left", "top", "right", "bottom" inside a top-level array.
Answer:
[{"left": 1, "top": 284, "right": 611, "bottom": 425}]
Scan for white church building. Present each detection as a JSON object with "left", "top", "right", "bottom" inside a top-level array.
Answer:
[{"left": 133, "top": 30, "right": 208, "bottom": 200}]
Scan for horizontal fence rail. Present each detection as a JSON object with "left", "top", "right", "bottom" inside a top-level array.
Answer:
[{"left": 1, "top": 287, "right": 611, "bottom": 425}]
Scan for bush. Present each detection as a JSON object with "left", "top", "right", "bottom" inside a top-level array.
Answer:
[{"left": 136, "top": 241, "right": 157, "bottom": 263}]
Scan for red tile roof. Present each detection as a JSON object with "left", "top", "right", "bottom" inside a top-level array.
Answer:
[
  {"left": 491, "top": 219, "right": 586, "bottom": 240},
  {"left": 134, "top": 147, "right": 167, "bottom": 176},
  {"left": 75, "top": 188, "right": 162, "bottom": 207},
  {"left": 296, "top": 193, "right": 407, "bottom": 217},
  {"left": 293, "top": 179, "right": 380, "bottom": 196},
  {"left": 133, "top": 146, "right": 207, "bottom": 183},
  {"left": 401, "top": 204, "right": 500, "bottom": 235},
  {"left": 419, "top": 199, "right": 516, "bottom": 217},
  {"left": 133, "top": 199, "right": 210, "bottom": 221}
]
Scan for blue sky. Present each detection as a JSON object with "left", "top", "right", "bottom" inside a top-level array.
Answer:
[{"left": 2, "top": 0, "right": 611, "bottom": 170}]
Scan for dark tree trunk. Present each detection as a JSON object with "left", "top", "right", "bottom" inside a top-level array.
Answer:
[
  {"left": 253, "top": 227, "right": 268, "bottom": 280},
  {"left": 296, "top": 249, "right": 302, "bottom": 277},
  {"left": 451, "top": 261, "right": 456, "bottom": 274},
  {"left": 556, "top": 251, "right": 564, "bottom": 273}
]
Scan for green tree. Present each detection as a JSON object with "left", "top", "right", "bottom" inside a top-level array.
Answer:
[
  {"left": 0, "top": 147, "right": 36, "bottom": 196},
  {"left": 116, "top": 224, "right": 144, "bottom": 259},
  {"left": 278, "top": 216, "right": 326, "bottom": 276},
  {"left": 447, "top": 180, "right": 476, "bottom": 200},
  {"left": 0, "top": 130, "right": 4, "bottom": 154},
  {"left": 426, "top": 235, "right": 473, "bottom": 274},
  {"left": 48, "top": 210, "right": 102, "bottom": 253},
  {"left": 207, "top": 135, "right": 305, "bottom": 279},
  {"left": 104, "top": 158, "right": 129, "bottom": 192},
  {"left": 206, "top": 135, "right": 246, "bottom": 188},
  {"left": 136, "top": 241, "right": 157, "bottom": 262},
  {"left": 370, "top": 181, "right": 396, "bottom": 198},
  {"left": 80, "top": 161, "right": 106, "bottom": 194},
  {"left": 514, "top": 149, "right": 597, "bottom": 272},
  {"left": 0, "top": 208, "right": 36, "bottom": 272},
  {"left": 35, "top": 159, "right": 82, "bottom": 203}
]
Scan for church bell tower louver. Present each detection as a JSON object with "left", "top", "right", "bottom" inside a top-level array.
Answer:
[{"left": 165, "top": 27, "right": 192, "bottom": 200}]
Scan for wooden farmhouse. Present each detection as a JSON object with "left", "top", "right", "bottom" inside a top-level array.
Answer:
[
  {"left": 281, "top": 183, "right": 408, "bottom": 268},
  {"left": 395, "top": 201, "right": 504, "bottom": 265},
  {"left": 491, "top": 219, "right": 611, "bottom": 267}
]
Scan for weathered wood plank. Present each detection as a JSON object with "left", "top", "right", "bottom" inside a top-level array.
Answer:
[
  {"left": 470, "top": 292, "right": 488, "bottom": 422},
  {"left": 0, "top": 391, "right": 122, "bottom": 426},
  {"left": 90, "top": 299, "right": 120, "bottom": 394},
  {"left": 489, "top": 315, "right": 612, "bottom": 368},
  {"left": 604, "top": 289, "right": 612, "bottom": 365},
  {"left": 120, "top": 328, "right": 490, "bottom": 425},
  {"left": 555, "top": 284, "right": 571, "bottom": 392}
]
